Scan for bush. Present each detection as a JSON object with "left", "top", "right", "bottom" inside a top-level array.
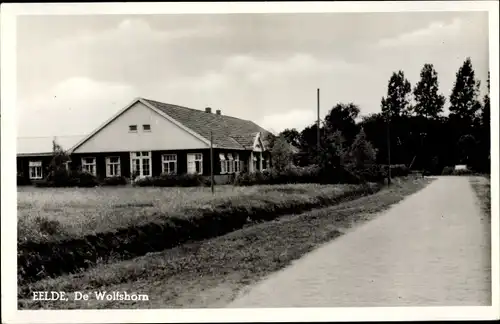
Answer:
[
  {"left": 133, "top": 173, "right": 210, "bottom": 187},
  {"left": 234, "top": 165, "right": 323, "bottom": 186},
  {"left": 102, "top": 176, "right": 128, "bottom": 186},
  {"left": 452, "top": 168, "right": 474, "bottom": 176},
  {"left": 73, "top": 171, "right": 99, "bottom": 187},
  {"left": 350, "top": 164, "right": 387, "bottom": 183},
  {"left": 382, "top": 164, "right": 410, "bottom": 177},
  {"left": 441, "top": 166, "right": 454, "bottom": 175},
  {"left": 47, "top": 169, "right": 78, "bottom": 187}
]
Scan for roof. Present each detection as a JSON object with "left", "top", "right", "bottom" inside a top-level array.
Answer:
[
  {"left": 141, "top": 98, "right": 271, "bottom": 150},
  {"left": 18, "top": 98, "right": 272, "bottom": 155},
  {"left": 17, "top": 135, "right": 86, "bottom": 156}
]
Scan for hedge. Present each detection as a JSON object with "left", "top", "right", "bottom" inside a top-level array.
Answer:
[
  {"left": 34, "top": 170, "right": 100, "bottom": 188},
  {"left": 234, "top": 164, "right": 410, "bottom": 187},
  {"left": 102, "top": 176, "right": 128, "bottom": 186},
  {"left": 133, "top": 173, "right": 211, "bottom": 187}
]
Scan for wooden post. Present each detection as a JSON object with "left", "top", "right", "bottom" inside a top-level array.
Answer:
[
  {"left": 317, "top": 88, "right": 320, "bottom": 151},
  {"left": 210, "top": 131, "right": 214, "bottom": 194},
  {"left": 387, "top": 111, "right": 391, "bottom": 186}
]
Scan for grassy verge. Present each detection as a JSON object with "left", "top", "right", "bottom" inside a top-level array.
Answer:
[
  {"left": 18, "top": 176, "right": 432, "bottom": 309},
  {"left": 469, "top": 176, "right": 491, "bottom": 223},
  {"left": 18, "top": 183, "right": 380, "bottom": 284}
]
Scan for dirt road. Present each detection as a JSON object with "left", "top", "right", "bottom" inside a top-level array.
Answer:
[{"left": 228, "top": 176, "right": 491, "bottom": 307}]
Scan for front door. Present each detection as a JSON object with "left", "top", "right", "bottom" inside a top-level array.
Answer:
[{"left": 130, "top": 151, "right": 152, "bottom": 178}]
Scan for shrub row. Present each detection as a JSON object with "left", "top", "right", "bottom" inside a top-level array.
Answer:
[
  {"left": 33, "top": 170, "right": 100, "bottom": 188},
  {"left": 30, "top": 169, "right": 129, "bottom": 188},
  {"left": 28, "top": 171, "right": 214, "bottom": 188},
  {"left": 234, "top": 165, "right": 322, "bottom": 186},
  {"left": 17, "top": 183, "right": 381, "bottom": 285},
  {"left": 233, "top": 164, "right": 410, "bottom": 187},
  {"left": 133, "top": 173, "right": 212, "bottom": 187},
  {"left": 441, "top": 166, "right": 475, "bottom": 176}
]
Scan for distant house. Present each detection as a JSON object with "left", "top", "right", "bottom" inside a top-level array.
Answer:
[
  {"left": 17, "top": 135, "right": 84, "bottom": 181},
  {"left": 454, "top": 164, "right": 468, "bottom": 171},
  {"left": 17, "top": 97, "right": 272, "bottom": 184}
]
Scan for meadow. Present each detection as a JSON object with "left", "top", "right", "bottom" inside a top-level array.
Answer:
[
  {"left": 18, "top": 182, "right": 380, "bottom": 283},
  {"left": 18, "top": 176, "right": 433, "bottom": 309}
]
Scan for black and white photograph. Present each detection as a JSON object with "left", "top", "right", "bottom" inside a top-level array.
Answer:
[{"left": 1, "top": 1, "right": 499, "bottom": 323}]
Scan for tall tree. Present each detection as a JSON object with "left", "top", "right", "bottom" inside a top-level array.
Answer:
[
  {"left": 269, "top": 135, "right": 294, "bottom": 172},
  {"left": 323, "top": 102, "right": 360, "bottom": 145},
  {"left": 381, "top": 70, "right": 413, "bottom": 118},
  {"left": 347, "top": 127, "right": 377, "bottom": 168},
  {"left": 413, "top": 64, "right": 446, "bottom": 119},
  {"left": 482, "top": 71, "right": 490, "bottom": 127},
  {"left": 279, "top": 128, "right": 301, "bottom": 148},
  {"left": 449, "top": 57, "right": 482, "bottom": 122}
]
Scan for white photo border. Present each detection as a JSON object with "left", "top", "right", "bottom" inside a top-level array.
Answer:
[{"left": 1, "top": 1, "right": 499, "bottom": 323}]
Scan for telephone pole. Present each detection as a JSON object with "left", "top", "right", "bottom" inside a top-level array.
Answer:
[
  {"left": 210, "top": 131, "right": 214, "bottom": 194},
  {"left": 317, "top": 88, "right": 320, "bottom": 150},
  {"left": 386, "top": 111, "right": 392, "bottom": 186}
]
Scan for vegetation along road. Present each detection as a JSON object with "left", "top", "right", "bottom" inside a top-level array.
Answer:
[{"left": 228, "top": 176, "right": 491, "bottom": 307}]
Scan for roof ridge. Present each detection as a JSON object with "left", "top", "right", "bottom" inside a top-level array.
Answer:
[{"left": 141, "top": 97, "right": 255, "bottom": 124}]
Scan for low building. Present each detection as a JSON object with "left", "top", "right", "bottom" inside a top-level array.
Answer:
[{"left": 17, "top": 97, "right": 273, "bottom": 184}]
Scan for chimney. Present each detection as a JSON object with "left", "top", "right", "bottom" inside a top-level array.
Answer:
[
  {"left": 216, "top": 110, "right": 221, "bottom": 115},
  {"left": 205, "top": 107, "right": 212, "bottom": 113}
]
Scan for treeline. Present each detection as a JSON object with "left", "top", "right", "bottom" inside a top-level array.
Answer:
[{"left": 279, "top": 57, "right": 490, "bottom": 175}]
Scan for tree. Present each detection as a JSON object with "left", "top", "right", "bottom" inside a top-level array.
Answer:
[
  {"left": 449, "top": 57, "right": 482, "bottom": 123},
  {"left": 482, "top": 71, "right": 490, "bottom": 127},
  {"left": 269, "top": 135, "right": 294, "bottom": 172},
  {"left": 279, "top": 128, "right": 301, "bottom": 148},
  {"left": 457, "top": 134, "right": 477, "bottom": 165},
  {"left": 316, "top": 129, "right": 347, "bottom": 171},
  {"left": 323, "top": 103, "right": 361, "bottom": 145},
  {"left": 381, "top": 70, "right": 413, "bottom": 118},
  {"left": 46, "top": 139, "right": 72, "bottom": 184},
  {"left": 347, "top": 127, "right": 377, "bottom": 168},
  {"left": 413, "top": 63, "right": 446, "bottom": 119}
]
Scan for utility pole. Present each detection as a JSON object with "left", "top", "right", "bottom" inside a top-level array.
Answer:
[
  {"left": 317, "top": 88, "right": 320, "bottom": 151},
  {"left": 210, "top": 131, "right": 214, "bottom": 194},
  {"left": 386, "top": 110, "right": 392, "bottom": 186}
]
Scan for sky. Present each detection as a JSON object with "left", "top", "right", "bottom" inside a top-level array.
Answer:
[{"left": 16, "top": 11, "right": 489, "bottom": 137}]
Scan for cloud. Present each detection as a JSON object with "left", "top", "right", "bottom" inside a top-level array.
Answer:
[
  {"left": 260, "top": 109, "right": 317, "bottom": 134},
  {"left": 377, "top": 18, "right": 463, "bottom": 48},
  {"left": 17, "top": 18, "right": 229, "bottom": 97},
  {"left": 18, "top": 77, "right": 138, "bottom": 137}
]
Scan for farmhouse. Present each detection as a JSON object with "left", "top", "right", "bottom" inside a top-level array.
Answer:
[{"left": 17, "top": 97, "right": 272, "bottom": 183}]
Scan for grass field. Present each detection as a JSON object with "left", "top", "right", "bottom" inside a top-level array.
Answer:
[
  {"left": 18, "top": 176, "right": 432, "bottom": 309},
  {"left": 18, "top": 182, "right": 380, "bottom": 283},
  {"left": 18, "top": 183, "right": 370, "bottom": 243}
]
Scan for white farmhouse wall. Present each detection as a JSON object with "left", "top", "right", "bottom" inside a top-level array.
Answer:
[{"left": 74, "top": 102, "right": 209, "bottom": 153}]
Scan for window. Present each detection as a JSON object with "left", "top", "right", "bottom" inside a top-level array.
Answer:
[
  {"left": 253, "top": 154, "right": 258, "bottom": 172},
  {"left": 219, "top": 153, "right": 227, "bottom": 174},
  {"left": 234, "top": 153, "right": 240, "bottom": 173},
  {"left": 162, "top": 154, "right": 177, "bottom": 174},
  {"left": 187, "top": 153, "right": 203, "bottom": 174},
  {"left": 129, "top": 125, "right": 138, "bottom": 132},
  {"left": 131, "top": 151, "right": 151, "bottom": 178},
  {"left": 106, "top": 156, "right": 121, "bottom": 177},
  {"left": 29, "top": 161, "right": 43, "bottom": 179},
  {"left": 143, "top": 124, "right": 151, "bottom": 132},
  {"left": 82, "top": 157, "right": 96, "bottom": 176},
  {"left": 227, "top": 153, "right": 234, "bottom": 173}
]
